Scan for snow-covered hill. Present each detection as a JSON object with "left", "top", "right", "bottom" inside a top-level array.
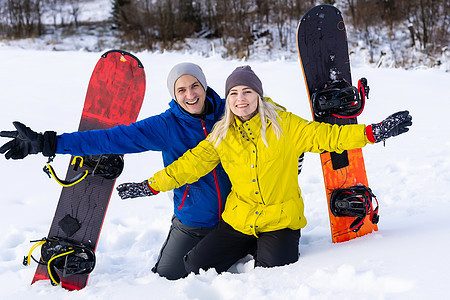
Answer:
[
  {"left": 0, "top": 48, "right": 449, "bottom": 299},
  {"left": 1, "top": 0, "right": 448, "bottom": 70}
]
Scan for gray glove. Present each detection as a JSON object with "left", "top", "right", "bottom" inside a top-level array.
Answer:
[{"left": 116, "top": 180, "right": 159, "bottom": 200}]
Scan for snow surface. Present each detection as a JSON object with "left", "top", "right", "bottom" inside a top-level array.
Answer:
[{"left": 0, "top": 48, "right": 449, "bottom": 300}]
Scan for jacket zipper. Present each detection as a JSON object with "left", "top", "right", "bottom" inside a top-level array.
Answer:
[
  {"left": 177, "top": 184, "right": 189, "bottom": 210},
  {"left": 201, "top": 119, "right": 223, "bottom": 221}
]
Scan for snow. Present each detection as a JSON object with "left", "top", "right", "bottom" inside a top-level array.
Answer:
[{"left": 0, "top": 45, "right": 449, "bottom": 299}]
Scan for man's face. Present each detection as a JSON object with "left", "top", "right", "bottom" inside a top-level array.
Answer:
[{"left": 174, "top": 75, "right": 206, "bottom": 115}]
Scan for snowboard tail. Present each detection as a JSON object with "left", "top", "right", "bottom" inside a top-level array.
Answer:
[
  {"left": 297, "top": 5, "right": 378, "bottom": 243},
  {"left": 31, "top": 50, "right": 145, "bottom": 290}
]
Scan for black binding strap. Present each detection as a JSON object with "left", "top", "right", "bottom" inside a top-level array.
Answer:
[
  {"left": 330, "top": 185, "right": 379, "bottom": 232},
  {"left": 24, "top": 237, "right": 96, "bottom": 286}
]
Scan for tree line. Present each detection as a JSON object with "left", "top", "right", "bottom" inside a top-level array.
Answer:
[
  {"left": 0, "top": 0, "right": 448, "bottom": 64},
  {"left": 115, "top": 0, "right": 449, "bottom": 63},
  {"left": 0, "top": 0, "right": 85, "bottom": 38},
  {"left": 345, "top": 0, "right": 449, "bottom": 65},
  {"left": 112, "top": 0, "right": 322, "bottom": 57}
]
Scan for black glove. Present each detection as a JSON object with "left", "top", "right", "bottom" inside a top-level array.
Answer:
[
  {"left": 366, "top": 111, "right": 412, "bottom": 143},
  {"left": 0, "top": 121, "right": 57, "bottom": 159},
  {"left": 117, "top": 180, "right": 159, "bottom": 200}
]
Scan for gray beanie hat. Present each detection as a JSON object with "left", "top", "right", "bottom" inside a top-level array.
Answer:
[
  {"left": 225, "top": 65, "right": 263, "bottom": 98},
  {"left": 166, "top": 62, "right": 207, "bottom": 100}
]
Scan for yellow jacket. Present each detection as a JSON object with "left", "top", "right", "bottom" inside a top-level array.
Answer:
[{"left": 149, "top": 108, "right": 371, "bottom": 237}]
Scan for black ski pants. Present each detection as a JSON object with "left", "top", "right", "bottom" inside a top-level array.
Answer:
[
  {"left": 184, "top": 220, "right": 301, "bottom": 275},
  {"left": 152, "top": 215, "right": 213, "bottom": 280}
]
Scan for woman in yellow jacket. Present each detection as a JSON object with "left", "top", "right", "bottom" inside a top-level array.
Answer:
[{"left": 117, "top": 66, "right": 412, "bottom": 274}]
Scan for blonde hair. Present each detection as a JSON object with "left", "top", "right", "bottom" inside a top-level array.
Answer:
[{"left": 207, "top": 95, "right": 284, "bottom": 147}]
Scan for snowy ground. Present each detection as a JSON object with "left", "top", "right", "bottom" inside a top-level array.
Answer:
[{"left": 0, "top": 48, "right": 449, "bottom": 299}]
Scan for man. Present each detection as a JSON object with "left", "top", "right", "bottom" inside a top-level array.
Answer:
[{"left": 0, "top": 62, "right": 231, "bottom": 280}]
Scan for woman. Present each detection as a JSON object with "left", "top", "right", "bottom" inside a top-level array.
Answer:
[{"left": 117, "top": 66, "right": 412, "bottom": 274}]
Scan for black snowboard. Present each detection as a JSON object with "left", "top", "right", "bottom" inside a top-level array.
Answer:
[{"left": 297, "top": 5, "right": 377, "bottom": 243}]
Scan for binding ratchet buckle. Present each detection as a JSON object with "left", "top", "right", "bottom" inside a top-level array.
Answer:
[
  {"left": 43, "top": 154, "right": 124, "bottom": 187},
  {"left": 311, "top": 78, "right": 370, "bottom": 119}
]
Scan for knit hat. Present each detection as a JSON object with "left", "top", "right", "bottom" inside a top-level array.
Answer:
[
  {"left": 167, "top": 62, "right": 207, "bottom": 100},
  {"left": 225, "top": 65, "right": 263, "bottom": 98}
]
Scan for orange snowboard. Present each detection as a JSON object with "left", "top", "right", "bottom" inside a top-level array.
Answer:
[
  {"left": 297, "top": 5, "right": 378, "bottom": 243},
  {"left": 320, "top": 149, "right": 377, "bottom": 243}
]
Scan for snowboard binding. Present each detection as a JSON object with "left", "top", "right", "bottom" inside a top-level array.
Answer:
[
  {"left": 24, "top": 237, "right": 96, "bottom": 286},
  {"left": 311, "top": 78, "right": 369, "bottom": 119},
  {"left": 43, "top": 154, "right": 124, "bottom": 187},
  {"left": 84, "top": 154, "right": 124, "bottom": 179},
  {"left": 329, "top": 185, "right": 379, "bottom": 232}
]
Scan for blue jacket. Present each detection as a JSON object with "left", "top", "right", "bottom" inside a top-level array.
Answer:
[{"left": 56, "top": 87, "right": 231, "bottom": 228}]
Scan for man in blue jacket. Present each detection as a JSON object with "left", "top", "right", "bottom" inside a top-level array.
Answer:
[{"left": 0, "top": 62, "right": 232, "bottom": 280}]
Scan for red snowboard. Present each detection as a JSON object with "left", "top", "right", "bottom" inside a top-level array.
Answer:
[{"left": 31, "top": 50, "right": 145, "bottom": 290}]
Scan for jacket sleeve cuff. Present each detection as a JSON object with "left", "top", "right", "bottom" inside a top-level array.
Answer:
[
  {"left": 365, "top": 125, "right": 376, "bottom": 143},
  {"left": 146, "top": 179, "right": 160, "bottom": 195}
]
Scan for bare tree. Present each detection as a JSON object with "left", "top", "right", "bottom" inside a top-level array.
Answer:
[
  {"left": 2, "top": 0, "right": 43, "bottom": 38},
  {"left": 406, "top": 0, "right": 442, "bottom": 50},
  {"left": 69, "top": 0, "right": 80, "bottom": 28}
]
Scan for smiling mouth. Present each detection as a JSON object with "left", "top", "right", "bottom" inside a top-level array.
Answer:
[
  {"left": 186, "top": 98, "right": 199, "bottom": 105},
  {"left": 236, "top": 104, "right": 248, "bottom": 108}
]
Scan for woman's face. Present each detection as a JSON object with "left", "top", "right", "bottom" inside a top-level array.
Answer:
[{"left": 228, "top": 85, "right": 259, "bottom": 121}]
